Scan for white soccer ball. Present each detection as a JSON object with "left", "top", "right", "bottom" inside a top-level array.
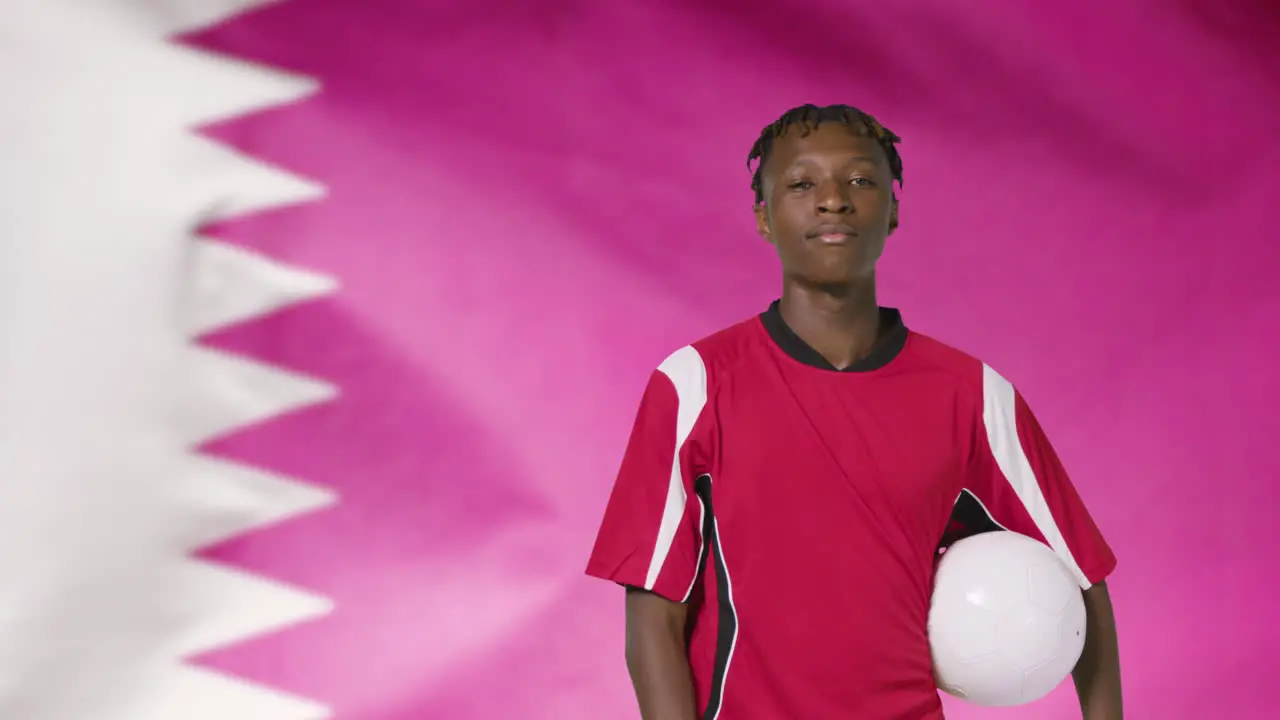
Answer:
[{"left": 927, "top": 531, "right": 1087, "bottom": 707}]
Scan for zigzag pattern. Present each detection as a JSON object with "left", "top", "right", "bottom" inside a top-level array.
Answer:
[
  {"left": 162, "top": 2, "right": 338, "bottom": 718},
  {"left": 0, "top": 1, "right": 344, "bottom": 716}
]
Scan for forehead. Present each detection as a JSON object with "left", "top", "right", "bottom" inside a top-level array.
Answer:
[{"left": 765, "top": 122, "right": 887, "bottom": 171}]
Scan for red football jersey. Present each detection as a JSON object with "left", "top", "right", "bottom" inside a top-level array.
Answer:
[{"left": 586, "top": 302, "right": 1116, "bottom": 719}]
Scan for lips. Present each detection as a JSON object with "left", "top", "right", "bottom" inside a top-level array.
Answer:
[{"left": 807, "top": 223, "right": 858, "bottom": 239}]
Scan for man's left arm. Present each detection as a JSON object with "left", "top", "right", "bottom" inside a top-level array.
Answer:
[
  {"left": 966, "top": 366, "right": 1122, "bottom": 718},
  {"left": 1074, "top": 582, "right": 1122, "bottom": 719}
]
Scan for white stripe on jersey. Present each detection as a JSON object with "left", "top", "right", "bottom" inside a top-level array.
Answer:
[
  {"left": 644, "top": 345, "right": 708, "bottom": 592},
  {"left": 981, "top": 364, "right": 1091, "bottom": 589}
]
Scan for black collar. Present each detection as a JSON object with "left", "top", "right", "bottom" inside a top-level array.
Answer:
[{"left": 759, "top": 300, "right": 908, "bottom": 372}]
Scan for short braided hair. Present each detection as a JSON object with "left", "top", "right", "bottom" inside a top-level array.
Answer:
[{"left": 748, "top": 104, "right": 903, "bottom": 206}]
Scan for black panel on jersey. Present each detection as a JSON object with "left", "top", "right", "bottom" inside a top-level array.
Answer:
[
  {"left": 936, "top": 489, "right": 1006, "bottom": 553},
  {"left": 760, "top": 300, "right": 908, "bottom": 372},
  {"left": 694, "top": 474, "right": 735, "bottom": 720}
]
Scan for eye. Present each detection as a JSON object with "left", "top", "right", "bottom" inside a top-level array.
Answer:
[
  {"left": 850, "top": 177, "right": 876, "bottom": 188},
  {"left": 787, "top": 180, "right": 813, "bottom": 191}
]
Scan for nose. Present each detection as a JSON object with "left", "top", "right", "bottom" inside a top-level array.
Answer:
[{"left": 816, "top": 181, "right": 852, "bottom": 214}]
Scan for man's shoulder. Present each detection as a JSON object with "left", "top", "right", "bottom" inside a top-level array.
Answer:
[
  {"left": 693, "top": 313, "right": 766, "bottom": 354},
  {"left": 906, "top": 329, "right": 980, "bottom": 366},
  {"left": 652, "top": 314, "right": 765, "bottom": 383},
  {"left": 902, "top": 327, "right": 1030, "bottom": 409},
  {"left": 902, "top": 328, "right": 989, "bottom": 388}
]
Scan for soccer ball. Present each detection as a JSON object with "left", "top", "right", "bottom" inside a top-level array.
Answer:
[{"left": 927, "top": 531, "right": 1086, "bottom": 707}]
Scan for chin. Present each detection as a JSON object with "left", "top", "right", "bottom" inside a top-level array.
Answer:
[
  {"left": 809, "top": 262, "right": 870, "bottom": 286},
  {"left": 791, "top": 274, "right": 861, "bottom": 294},
  {"left": 782, "top": 254, "right": 872, "bottom": 286}
]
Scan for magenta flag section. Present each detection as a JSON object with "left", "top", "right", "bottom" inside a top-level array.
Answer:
[{"left": 179, "top": 1, "right": 1278, "bottom": 717}]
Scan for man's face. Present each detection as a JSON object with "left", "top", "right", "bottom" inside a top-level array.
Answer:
[{"left": 754, "top": 123, "right": 898, "bottom": 287}]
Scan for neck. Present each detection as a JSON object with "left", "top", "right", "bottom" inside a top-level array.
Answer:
[{"left": 777, "top": 277, "right": 882, "bottom": 370}]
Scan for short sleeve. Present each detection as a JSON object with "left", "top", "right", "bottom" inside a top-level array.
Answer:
[
  {"left": 585, "top": 347, "right": 710, "bottom": 603},
  {"left": 967, "top": 364, "right": 1117, "bottom": 590}
]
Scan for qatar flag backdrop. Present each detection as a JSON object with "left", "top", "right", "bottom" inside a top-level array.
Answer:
[{"left": 0, "top": 0, "right": 1276, "bottom": 718}]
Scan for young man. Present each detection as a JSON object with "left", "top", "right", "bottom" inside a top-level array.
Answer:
[{"left": 585, "top": 105, "right": 1122, "bottom": 719}]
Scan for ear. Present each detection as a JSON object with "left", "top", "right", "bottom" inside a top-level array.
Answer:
[
  {"left": 887, "top": 194, "right": 899, "bottom": 235},
  {"left": 754, "top": 203, "right": 773, "bottom": 244}
]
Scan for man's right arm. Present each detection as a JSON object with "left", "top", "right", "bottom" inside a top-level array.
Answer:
[
  {"left": 625, "top": 587, "right": 697, "bottom": 720},
  {"left": 585, "top": 351, "right": 710, "bottom": 717}
]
